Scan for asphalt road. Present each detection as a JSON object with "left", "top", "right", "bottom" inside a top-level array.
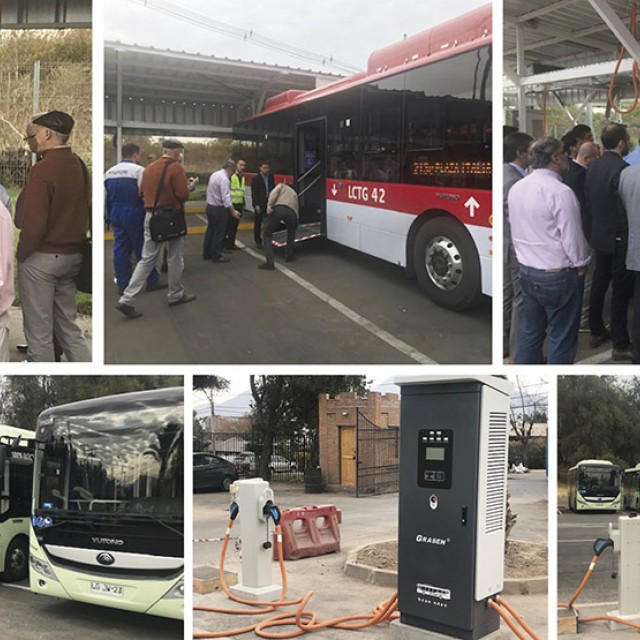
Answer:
[
  {"left": 558, "top": 508, "right": 620, "bottom": 605},
  {"left": 0, "top": 581, "right": 183, "bottom": 640},
  {"left": 104, "top": 219, "right": 491, "bottom": 364},
  {"left": 193, "top": 474, "right": 547, "bottom": 639}
]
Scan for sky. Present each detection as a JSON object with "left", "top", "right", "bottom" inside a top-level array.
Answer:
[
  {"left": 105, "top": 0, "right": 489, "bottom": 75},
  {"left": 193, "top": 374, "right": 548, "bottom": 421}
]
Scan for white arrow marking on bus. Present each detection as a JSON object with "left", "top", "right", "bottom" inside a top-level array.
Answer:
[
  {"left": 331, "top": 184, "right": 337, "bottom": 196},
  {"left": 464, "top": 196, "right": 479, "bottom": 217}
]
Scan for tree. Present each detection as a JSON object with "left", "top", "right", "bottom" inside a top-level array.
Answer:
[
  {"left": 509, "top": 377, "right": 548, "bottom": 466},
  {"left": 0, "top": 376, "right": 182, "bottom": 429},
  {"left": 558, "top": 376, "right": 639, "bottom": 470},
  {"left": 193, "top": 375, "right": 230, "bottom": 417},
  {"left": 249, "top": 375, "right": 367, "bottom": 479}
]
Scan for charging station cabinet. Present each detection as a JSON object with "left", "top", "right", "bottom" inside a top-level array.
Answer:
[{"left": 396, "top": 376, "right": 512, "bottom": 640}]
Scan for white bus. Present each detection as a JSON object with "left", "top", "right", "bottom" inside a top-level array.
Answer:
[
  {"left": 29, "top": 388, "right": 184, "bottom": 619},
  {"left": 568, "top": 459, "right": 622, "bottom": 512},
  {"left": 623, "top": 463, "right": 640, "bottom": 511},
  {"left": 0, "top": 425, "right": 35, "bottom": 582}
]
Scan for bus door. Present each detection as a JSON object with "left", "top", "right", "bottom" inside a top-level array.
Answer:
[{"left": 284, "top": 118, "right": 326, "bottom": 245}]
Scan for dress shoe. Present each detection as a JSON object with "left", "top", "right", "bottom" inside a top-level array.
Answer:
[
  {"left": 116, "top": 302, "right": 142, "bottom": 319},
  {"left": 169, "top": 293, "right": 196, "bottom": 307},
  {"left": 258, "top": 263, "right": 275, "bottom": 270},
  {"left": 590, "top": 330, "right": 611, "bottom": 348},
  {"left": 212, "top": 256, "right": 230, "bottom": 263},
  {"left": 284, "top": 255, "right": 296, "bottom": 263},
  {"left": 612, "top": 346, "right": 633, "bottom": 361}
]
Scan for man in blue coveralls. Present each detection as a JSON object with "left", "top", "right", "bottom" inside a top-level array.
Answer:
[{"left": 105, "top": 143, "right": 164, "bottom": 295}]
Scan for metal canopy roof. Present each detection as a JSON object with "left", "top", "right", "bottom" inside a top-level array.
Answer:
[
  {"left": 504, "top": 0, "right": 640, "bottom": 122},
  {"left": 104, "top": 42, "right": 341, "bottom": 139},
  {"left": 0, "top": 0, "right": 91, "bottom": 28}
]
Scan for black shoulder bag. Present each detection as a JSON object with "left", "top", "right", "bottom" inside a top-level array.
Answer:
[
  {"left": 74, "top": 156, "right": 92, "bottom": 294},
  {"left": 148, "top": 159, "right": 188, "bottom": 242}
]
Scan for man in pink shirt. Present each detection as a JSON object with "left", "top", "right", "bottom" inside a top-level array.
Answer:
[
  {"left": 508, "top": 136, "right": 590, "bottom": 364},
  {"left": 0, "top": 200, "right": 14, "bottom": 361}
]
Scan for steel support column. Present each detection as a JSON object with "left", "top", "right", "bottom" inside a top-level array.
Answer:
[
  {"left": 116, "top": 49, "right": 123, "bottom": 161},
  {"left": 516, "top": 23, "right": 527, "bottom": 132}
]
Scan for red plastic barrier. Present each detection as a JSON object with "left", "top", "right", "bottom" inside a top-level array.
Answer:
[{"left": 274, "top": 505, "right": 342, "bottom": 560}]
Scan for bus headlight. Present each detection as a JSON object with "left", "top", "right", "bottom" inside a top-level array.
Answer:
[
  {"left": 163, "top": 579, "right": 184, "bottom": 599},
  {"left": 30, "top": 555, "right": 59, "bottom": 581}
]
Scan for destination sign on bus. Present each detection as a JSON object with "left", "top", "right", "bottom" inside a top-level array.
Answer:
[{"left": 411, "top": 161, "right": 492, "bottom": 177}]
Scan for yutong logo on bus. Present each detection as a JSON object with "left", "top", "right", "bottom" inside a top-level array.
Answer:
[
  {"left": 415, "top": 534, "right": 450, "bottom": 545},
  {"left": 92, "top": 537, "right": 125, "bottom": 546}
]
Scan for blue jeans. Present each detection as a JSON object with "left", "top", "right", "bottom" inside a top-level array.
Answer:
[
  {"left": 517, "top": 265, "right": 582, "bottom": 364},
  {"left": 202, "top": 204, "right": 228, "bottom": 260}
]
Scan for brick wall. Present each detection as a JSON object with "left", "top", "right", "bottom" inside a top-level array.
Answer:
[{"left": 318, "top": 391, "right": 399, "bottom": 491}]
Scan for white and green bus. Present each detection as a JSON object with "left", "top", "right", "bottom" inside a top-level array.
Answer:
[
  {"left": 623, "top": 463, "right": 640, "bottom": 511},
  {"left": 0, "top": 425, "right": 35, "bottom": 582},
  {"left": 568, "top": 459, "right": 622, "bottom": 512},
  {"left": 30, "top": 388, "right": 184, "bottom": 619}
]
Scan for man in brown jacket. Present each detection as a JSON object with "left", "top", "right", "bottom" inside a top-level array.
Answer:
[
  {"left": 15, "top": 110, "right": 91, "bottom": 362},
  {"left": 116, "top": 138, "right": 197, "bottom": 318}
]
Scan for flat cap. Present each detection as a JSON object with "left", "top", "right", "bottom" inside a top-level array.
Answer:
[
  {"left": 32, "top": 110, "right": 74, "bottom": 135},
  {"left": 161, "top": 138, "right": 184, "bottom": 150}
]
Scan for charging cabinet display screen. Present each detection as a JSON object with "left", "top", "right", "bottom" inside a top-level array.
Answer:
[{"left": 418, "top": 429, "right": 453, "bottom": 489}]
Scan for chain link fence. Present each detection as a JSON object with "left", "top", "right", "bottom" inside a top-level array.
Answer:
[{"left": 0, "top": 61, "right": 92, "bottom": 194}]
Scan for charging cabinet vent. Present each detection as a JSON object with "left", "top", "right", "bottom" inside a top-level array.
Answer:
[{"left": 485, "top": 412, "right": 507, "bottom": 534}]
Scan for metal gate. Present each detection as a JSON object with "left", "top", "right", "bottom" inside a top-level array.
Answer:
[{"left": 356, "top": 409, "right": 400, "bottom": 497}]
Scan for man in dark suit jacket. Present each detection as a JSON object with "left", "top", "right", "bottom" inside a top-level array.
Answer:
[
  {"left": 251, "top": 161, "right": 276, "bottom": 248},
  {"left": 503, "top": 132, "right": 533, "bottom": 362},
  {"left": 564, "top": 142, "right": 600, "bottom": 329},
  {"left": 585, "top": 123, "right": 633, "bottom": 360}
]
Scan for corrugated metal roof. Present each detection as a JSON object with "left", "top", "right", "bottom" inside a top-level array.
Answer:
[
  {"left": 104, "top": 41, "right": 342, "bottom": 108},
  {"left": 505, "top": 0, "right": 639, "bottom": 99}
]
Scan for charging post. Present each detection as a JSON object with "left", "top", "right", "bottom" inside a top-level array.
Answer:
[
  {"left": 607, "top": 514, "right": 640, "bottom": 630},
  {"left": 228, "top": 478, "right": 282, "bottom": 602},
  {"left": 393, "top": 376, "right": 512, "bottom": 640}
]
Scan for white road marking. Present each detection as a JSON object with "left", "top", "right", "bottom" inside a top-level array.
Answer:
[
  {"left": 195, "top": 217, "right": 438, "bottom": 364},
  {"left": 0, "top": 582, "right": 31, "bottom": 591}
]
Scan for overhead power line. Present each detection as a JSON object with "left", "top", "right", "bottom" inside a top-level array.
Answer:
[{"left": 127, "top": 0, "right": 362, "bottom": 74}]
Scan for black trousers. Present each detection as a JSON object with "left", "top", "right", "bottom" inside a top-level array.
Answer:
[
  {"left": 224, "top": 204, "right": 242, "bottom": 249},
  {"left": 588, "top": 243, "right": 634, "bottom": 348},
  {"left": 633, "top": 272, "right": 640, "bottom": 363},
  {"left": 253, "top": 209, "right": 264, "bottom": 245},
  {"left": 262, "top": 205, "right": 297, "bottom": 266}
]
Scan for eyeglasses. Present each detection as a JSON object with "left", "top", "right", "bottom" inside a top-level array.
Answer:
[{"left": 23, "top": 134, "right": 36, "bottom": 142}]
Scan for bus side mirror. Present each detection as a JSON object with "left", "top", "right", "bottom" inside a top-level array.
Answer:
[{"left": 0, "top": 445, "right": 7, "bottom": 476}]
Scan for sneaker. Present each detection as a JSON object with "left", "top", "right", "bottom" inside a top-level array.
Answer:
[
  {"left": 258, "top": 263, "right": 275, "bottom": 270},
  {"left": 169, "top": 293, "right": 197, "bottom": 307},
  {"left": 212, "top": 256, "right": 230, "bottom": 263},
  {"left": 116, "top": 302, "right": 142, "bottom": 319},
  {"left": 589, "top": 330, "right": 611, "bottom": 348},
  {"left": 146, "top": 280, "right": 168, "bottom": 292}
]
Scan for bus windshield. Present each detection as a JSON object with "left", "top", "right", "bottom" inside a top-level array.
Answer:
[
  {"left": 35, "top": 400, "right": 183, "bottom": 519},
  {"left": 579, "top": 466, "right": 621, "bottom": 498}
]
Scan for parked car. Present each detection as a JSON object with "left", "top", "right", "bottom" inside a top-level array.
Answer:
[
  {"left": 193, "top": 453, "right": 238, "bottom": 492},
  {"left": 269, "top": 455, "right": 297, "bottom": 474}
]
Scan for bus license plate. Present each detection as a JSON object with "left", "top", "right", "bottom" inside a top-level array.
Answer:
[{"left": 91, "top": 581, "right": 123, "bottom": 597}]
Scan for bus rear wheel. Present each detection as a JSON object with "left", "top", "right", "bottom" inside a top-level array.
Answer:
[
  {"left": 414, "top": 217, "right": 482, "bottom": 311},
  {"left": 0, "top": 537, "right": 28, "bottom": 582}
]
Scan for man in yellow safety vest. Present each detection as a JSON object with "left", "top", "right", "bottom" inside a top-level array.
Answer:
[{"left": 225, "top": 158, "right": 245, "bottom": 251}]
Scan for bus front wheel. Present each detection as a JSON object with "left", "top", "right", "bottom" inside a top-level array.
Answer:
[
  {"left": 0, "top": 537, "right": 28, "bottom": 582},
  {"left": 414, "top": 217, "right": 482, "bottom": 311}
]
